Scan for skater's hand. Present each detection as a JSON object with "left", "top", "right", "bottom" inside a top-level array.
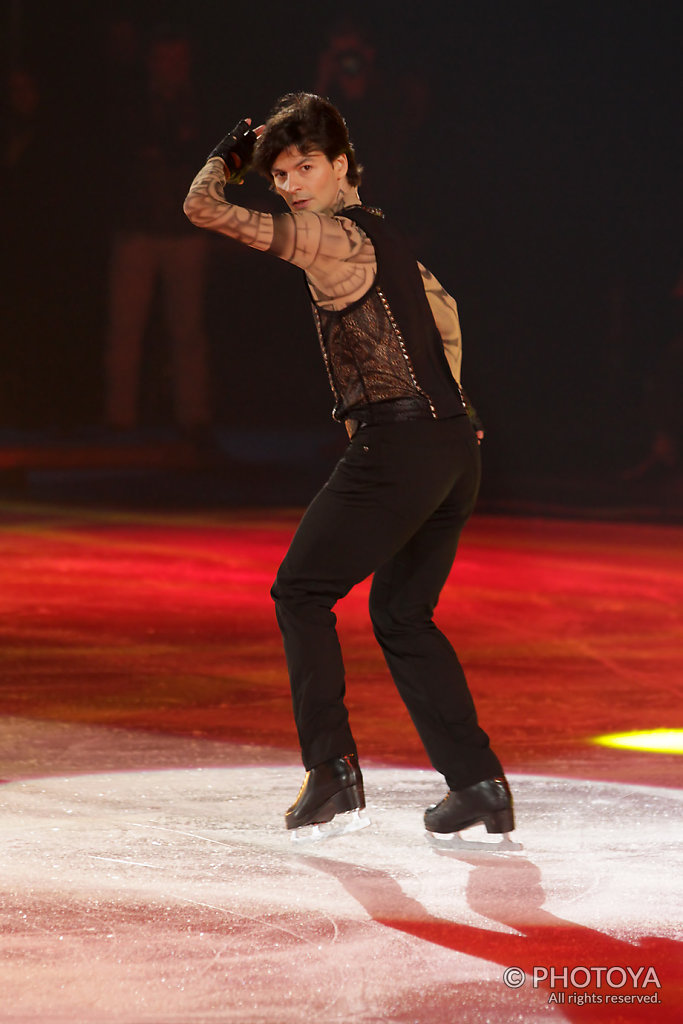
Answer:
[{"left": 207, "top": 117, "right": 257, "bottom": 184}]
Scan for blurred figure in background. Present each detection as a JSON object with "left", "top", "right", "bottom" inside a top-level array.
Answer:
[
  {"left": 105, "top": 15, "right": 144, "bottom": 111},
  {"left": 103, "top": 25, "right": 211, "bottom": 439},
  {"left": 314, "top": 16, "right": 430, "bottom": 243},
  {"left": 623, "top": 264, "right": 683, "bottom": 496},
  {"left": 1, "top": 66, "right": 70, "bottom": 428}
]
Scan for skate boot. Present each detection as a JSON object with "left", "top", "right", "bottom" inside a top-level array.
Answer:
[
  {"left": 425, "top": 777, "right": 515, "bottom": 836},
  {"left": 286, "top": 753, "right": 370, "bottom": 842}
]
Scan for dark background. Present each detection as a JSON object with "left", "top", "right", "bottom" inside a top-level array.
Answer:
[{"left": 2, "top": 0, "right": 681, "bottom": 508}]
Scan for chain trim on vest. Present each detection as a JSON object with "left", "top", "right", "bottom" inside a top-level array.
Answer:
[
  {"left": 311, "top": 305, "right": 340, "bottom": 413},
  {"left": 375, "top": 286, "right": 437, "bottom": 418}
]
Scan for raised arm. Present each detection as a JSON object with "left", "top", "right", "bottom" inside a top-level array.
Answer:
[
  {"left": 184, "top": 155, "right": 375, "bottom": 303},
  {"left": 183, "top": 157, "right": 276, "bottom": 250},
  {"left": 185, "top": 157, "right": 366, "bottom": 263}
]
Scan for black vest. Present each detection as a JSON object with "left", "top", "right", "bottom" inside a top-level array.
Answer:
[{"left": 309, "top": 205, "right": 466, "bottom": 424}]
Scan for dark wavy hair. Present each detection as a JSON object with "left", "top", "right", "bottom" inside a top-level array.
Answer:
[{"left": 252, "top": 92, "right": 362, "bottom": 186}]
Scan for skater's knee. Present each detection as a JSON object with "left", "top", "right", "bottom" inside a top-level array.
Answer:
[
  {"left": 369, "top": 591, "right": 403, "bottom": 638},
  {"left": 271, "top": 568, "right": 337, "bottom": 617},
  {"left": 369, "top": 591, "right": 430, "bottom": 639},
  {"left": 368, "top": 593, "right": 390, "bottom": 636},
  {"left": 271, "top": 567, "right": 294, "bottom": 608}
]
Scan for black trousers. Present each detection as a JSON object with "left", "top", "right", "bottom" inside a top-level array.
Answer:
[{"left": 271, "top": 414, "right": 504, "bottom": 791}]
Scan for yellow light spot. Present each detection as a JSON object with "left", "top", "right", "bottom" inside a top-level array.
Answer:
[{"left": 593, "top": 729, "right": 683, "bottom": 754}]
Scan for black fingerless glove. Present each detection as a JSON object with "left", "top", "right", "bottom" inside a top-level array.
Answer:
[{"left": 207, "top": 118, "right": 257, "bottom": 184}]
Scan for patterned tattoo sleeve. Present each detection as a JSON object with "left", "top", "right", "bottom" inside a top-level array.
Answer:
[
  {"left": 419, "top": 262, "right": 463, "bottom": 382},
  {"left": 184, "top": 160, "right": 376, "bottom": 308},
  {"left": 184, "top": 158, "right": 275, "bottom": 250}
]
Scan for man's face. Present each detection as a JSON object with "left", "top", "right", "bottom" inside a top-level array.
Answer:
[{"left": 271, "top": 146, "right": 348, "bottom": 214}]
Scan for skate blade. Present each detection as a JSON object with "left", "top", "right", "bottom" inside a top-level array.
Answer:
[
  {"left": 426, "top": 829, "right": 523, "bottom": 853},
  {"left": 291, "top": 808, "right": 371, "bottom": 845}
]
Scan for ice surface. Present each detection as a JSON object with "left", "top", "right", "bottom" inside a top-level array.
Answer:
[{"left": 0, "top": 718, "right": 681, "bottom": 1023}]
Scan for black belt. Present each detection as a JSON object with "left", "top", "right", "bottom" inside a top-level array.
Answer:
[{"left": 349, "top": 397, "right": 433, "bottom": 432}]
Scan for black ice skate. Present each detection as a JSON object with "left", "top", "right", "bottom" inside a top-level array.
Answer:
[
  {"left": 286, "top": 753, "right": 370, "bottom": 843},
  {"left": 424, "top": 777, "right": 517, "bottom": 849}
]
